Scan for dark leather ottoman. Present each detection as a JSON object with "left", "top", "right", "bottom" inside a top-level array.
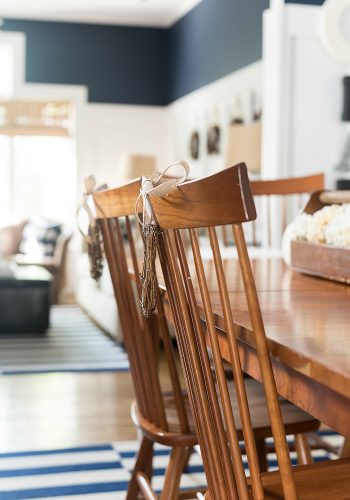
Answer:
[{"left": 0, "top": 265, "right": 52, "bottom": 333}]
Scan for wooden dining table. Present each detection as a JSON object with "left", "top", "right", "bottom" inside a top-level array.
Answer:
[{"left": 157, "top": 255, "right": 350, "bottom": 438}]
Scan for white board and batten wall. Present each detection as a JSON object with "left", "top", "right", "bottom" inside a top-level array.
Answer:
[
  {"left": 166, "top": 62, "right": 262, "bottom": 178},
  {"left": 78, "top": 103, "right": 169, "bottom": 188}
]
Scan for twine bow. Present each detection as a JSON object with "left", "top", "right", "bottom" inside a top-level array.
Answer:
[
  {"left": 77, "top": 175, "right": 105, "bottom": 281},
  {"left": 136, "top": 161, "right": 190, "bottom": 317}
]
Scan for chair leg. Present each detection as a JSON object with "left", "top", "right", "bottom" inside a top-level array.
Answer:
[
  {"left": 340, "top": 438, "right": 350, "bottom": 458},
  {"left": 137, "top": 472, "right": 158, "bottom": 500},
  {"left": 295, "top": 433, "right": 313, "bottom": 465},
  {"left": 307, "top": 431, "right": 339, "bottom": 456},
  {"left": 255, "top": 438, "right": 268, "bottom": 472},
  {"left": 127, "top": 435, "right": 154, "bottom": 500},
  {"left": 144, "top": 445, "right": 154, "bottom": 482},
  {"left": 183, "top": 446, "right": 193, "bottom": 472},
  {"left": 160, "top": 446, "right": 187, "bottom": 500}
]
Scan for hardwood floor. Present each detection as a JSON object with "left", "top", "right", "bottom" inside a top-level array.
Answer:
[
  {"left": 0, "top": 356, "right": 336, "bottom": 456},
  {"left": 0, "top": 371, "right": 137, "bottom": 452},
  {"left": 0, "top": 347, "right": 181, "bottom": 452}
]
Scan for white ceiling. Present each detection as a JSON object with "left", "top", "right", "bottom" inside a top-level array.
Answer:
[{"left": 0, "top": 0, "right": 202, "bottom": 28}]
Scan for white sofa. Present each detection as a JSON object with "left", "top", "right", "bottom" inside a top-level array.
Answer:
[{"left": 75, "top": 253, "right": 122, "bottom": 342}]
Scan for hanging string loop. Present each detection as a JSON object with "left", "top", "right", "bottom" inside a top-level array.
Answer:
[{"left": 136, "top": 161, "right": 190, "bottom": 317}]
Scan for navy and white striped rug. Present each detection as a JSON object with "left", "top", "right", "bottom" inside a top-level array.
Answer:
[
  {"left": 0, "top": 432, "right": 343, "bottom": 499},
  {"left": 0, "top": 306, "right": 129, "bottom": 375}
]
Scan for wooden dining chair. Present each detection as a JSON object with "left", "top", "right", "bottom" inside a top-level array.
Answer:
[
  {"left": 250, "top": 173, "right": 325, "bottom": 248},
  {"left": 93, "top": 180, "right": 200, "bottom": 500},
  {"left": 149, "top": 164, "right": 350, "bottom": 499},
  {"left": 220, "top": 173, "right": 324, "bottom": 248}
]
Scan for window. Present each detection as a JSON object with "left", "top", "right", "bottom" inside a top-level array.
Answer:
[
  {"left": 0, "top": 36, "right": 77, "bottom": 230},
  {"left": 0, "top": 135, "right": 76, "bottom": 228}
]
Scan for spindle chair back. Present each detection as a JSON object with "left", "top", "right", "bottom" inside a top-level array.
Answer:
[
  {"left": 93, "top": 179, "right": 198, "bottom": 499},
  {"left": 249, "top": 173, "right": 325, "bottom": 248},
  {"left": 219, "top": 173, "right": 324, "bottom": 249},
  {"left": 149, "top": 164, "right": 308, "bottom": 499}
]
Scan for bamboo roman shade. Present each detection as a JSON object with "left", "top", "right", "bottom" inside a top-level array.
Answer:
[{"left": 0, "top": 100, "right": 73, "bottom": 137}]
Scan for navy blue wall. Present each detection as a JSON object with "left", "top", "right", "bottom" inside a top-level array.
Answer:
[
  {"left": 166, "top": 0, "right": 269, "bottom": 103},
  {"left": 2, "top": 1, "right": 268, "bottom": 105},
  {"left": 2, "top": 19, "right": 168, "bottom": 105}
]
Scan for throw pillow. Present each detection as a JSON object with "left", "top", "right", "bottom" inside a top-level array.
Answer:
[{"left": 19, "top": 219, "right": 62, "bottom": 258}]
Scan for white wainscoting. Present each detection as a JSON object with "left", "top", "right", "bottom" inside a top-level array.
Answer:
[
  {"left": 166, "top": 62, "right": 262, "bottom": 178},
  {"left": 79, "top": 103, "right": 170, "bottom": 187}
]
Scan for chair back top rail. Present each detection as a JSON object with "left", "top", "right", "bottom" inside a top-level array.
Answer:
[
  {"left": 150, "top": 163, "right": 256, "bottom": 229},
  {"left": 94, "top": 178, "right": 141, "bottom": 219},
  {"left": 93, "top": 172, "right": 324, "bottom": 220},
  {"left": 248, "top": 173, "right": 324, "bottom": 248},
  {"left": 250, "top": 173, "right": 324, "bottom": 196}
]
